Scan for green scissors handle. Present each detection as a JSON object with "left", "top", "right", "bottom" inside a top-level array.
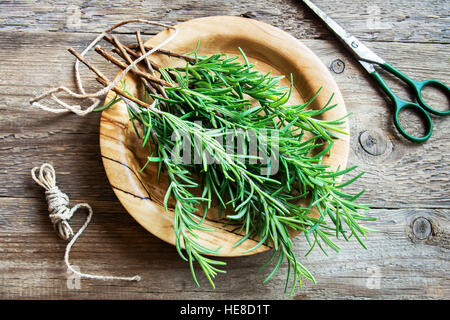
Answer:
[
  {"left": 301, "top": 0, "right": 450, "bottom": 143},
  {"left": 369, "top": 62, "right": 447, "bottom": 142},
  {"left": 369, "top": 62, "right": 450, "bottom": 142},
  {"left": 380, "top": 63, "right": 450, "bottom": 116}
]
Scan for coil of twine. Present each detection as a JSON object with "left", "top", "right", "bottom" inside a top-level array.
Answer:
[{"left": 31, "top": 163, "right": 141, "bottom": 282}]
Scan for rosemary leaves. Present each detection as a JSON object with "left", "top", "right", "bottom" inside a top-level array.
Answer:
[{"left": 44, "top": 26, "right": 374, "bottom": 293}]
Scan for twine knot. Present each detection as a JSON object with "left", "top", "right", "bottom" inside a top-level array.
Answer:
[
  {"left": 31, "top": 163, "right": 141, "bottom": 282},
  {"left": 45, "top": 186, "right": 74, "bottom": 240},
  {"left": 31, "top": 163, "right": 75, "bottom": 240}
]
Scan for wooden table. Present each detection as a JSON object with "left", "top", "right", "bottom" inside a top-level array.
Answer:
[{"left": 0, "top": 0, "right": 448, "bottom": 300}]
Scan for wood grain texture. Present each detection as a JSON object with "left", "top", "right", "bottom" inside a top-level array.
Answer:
[
  {"left": 0, "top": 0, "right": 449, "bottom": 300},
  {"left": 1, "top": 0, "right": 448, "bottom": 43},
  {"left": 1, "top": 32, "right": 448, "bottom": 207},
  {"left": 0, "top": 199, "right": 448, "bottom": 299}
]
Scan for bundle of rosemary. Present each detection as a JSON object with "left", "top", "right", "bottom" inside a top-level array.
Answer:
[{"left": 63, "top": 35, "right": 374, "bottom": 294}]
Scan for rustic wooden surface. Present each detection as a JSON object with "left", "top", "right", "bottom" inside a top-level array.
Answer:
[{"left": 0, "top": 0, "right": 449, "bottom": 300}]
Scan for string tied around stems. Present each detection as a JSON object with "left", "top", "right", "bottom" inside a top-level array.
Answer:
[
  {"left": 31, "top": 163, "right": 141, "bottom": 282},
  {"left": 29, "top": 19, "right": 178, "bottom": 116}
]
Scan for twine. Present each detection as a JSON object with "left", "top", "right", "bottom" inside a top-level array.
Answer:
[
  {"left": 28, "top": 19, "right": 178, "bottom": 283},
  {"left": 29, "top": 19, "right": 178, "bottom": 116},
  {"left": 31, "top": 163, "right": 141, "bottom": 282}
]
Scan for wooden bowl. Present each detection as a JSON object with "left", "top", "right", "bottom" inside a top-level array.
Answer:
[{"left": 99, "top": 16, "right": 349, "bottom": 257}]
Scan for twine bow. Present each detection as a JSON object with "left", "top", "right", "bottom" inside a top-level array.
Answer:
[{"left": 31, "top": 163, "right": 140, "bottom": 282}]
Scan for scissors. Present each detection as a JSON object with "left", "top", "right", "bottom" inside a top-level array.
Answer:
[{"left": 302, "top": 0, "right": 450, "bottom": 142}]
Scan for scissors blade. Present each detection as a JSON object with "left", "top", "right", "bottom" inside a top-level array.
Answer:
[{"left": 302, "top": 0, "right": 385, "bottom": 67}]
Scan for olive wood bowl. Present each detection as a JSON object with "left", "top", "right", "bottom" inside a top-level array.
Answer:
[{"left": 99, "top": 16, "right": 349, "bottom": 257}]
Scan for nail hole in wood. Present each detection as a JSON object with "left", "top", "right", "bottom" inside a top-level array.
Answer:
[
  {"left": 330, "top": 59, "right": 345, "bottom": 74},
  {"left": 412, "top": 217, "right": 432, "bottom": 240},
  {"left": 359, "top": 130, "right": 388, "bottom": 156}
]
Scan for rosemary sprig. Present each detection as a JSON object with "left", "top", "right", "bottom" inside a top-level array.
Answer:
[{"left": 91, "top": 45, "right": 374, "bottom": 293}]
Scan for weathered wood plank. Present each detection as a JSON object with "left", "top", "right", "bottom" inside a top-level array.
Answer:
[
  {"left": 0, "top": 31, "right": 448, "bottom": 207},
  {"left": 0, "top": 0, "right": 448, "bottom": 43},
  {"left": 0, "top": 0, "right": 449, "bottom": 300},
  {"left": 0, "top": 198, "right": 448, "bottom": 299}
]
